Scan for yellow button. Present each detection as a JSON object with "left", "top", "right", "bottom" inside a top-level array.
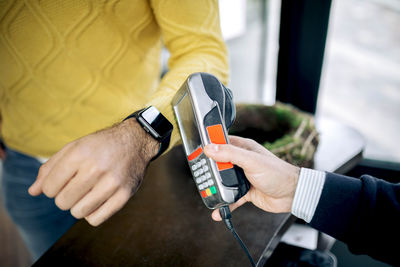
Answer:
[{"left": 206, "top": 188, "right": 211, "bottom": 196}]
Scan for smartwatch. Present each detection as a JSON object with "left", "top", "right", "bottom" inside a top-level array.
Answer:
[{"left": 124, "top": 106, "right": 173, "bottom": 161}]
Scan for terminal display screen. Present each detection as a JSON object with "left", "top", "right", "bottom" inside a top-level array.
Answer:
[{"left": 175, "top": 93, "right": 202, "bottom": 156}]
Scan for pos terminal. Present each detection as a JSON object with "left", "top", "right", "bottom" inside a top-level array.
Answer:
[{"left": 171, "top": 72, "right": 250, "bottom": 209}]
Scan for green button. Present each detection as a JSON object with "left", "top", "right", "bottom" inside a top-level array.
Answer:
[{"left": 210, "top": 186, "right": 217, "bottom": 194}]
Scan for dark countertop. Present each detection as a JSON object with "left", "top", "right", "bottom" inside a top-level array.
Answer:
[{"left": 33, "top": 146, "right": 293, "bottom": 267}]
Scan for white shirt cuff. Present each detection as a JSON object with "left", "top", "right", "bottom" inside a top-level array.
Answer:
[
  {"left": 291, "top": 168, "right": 326, "bottom": 223},
  {"left": 36, "top": 157, "right": 48, "bottom": 164}
]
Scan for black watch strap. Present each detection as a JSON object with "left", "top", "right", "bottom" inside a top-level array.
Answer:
[
  {"left": 123, "top": 109, "right": 142, "bottom": 122},
  {"left": 123, "top": 107, "right": 172, "bottom": 161},
  {"left": 152, "top": 132, "right": 171, "bottom": 160}
]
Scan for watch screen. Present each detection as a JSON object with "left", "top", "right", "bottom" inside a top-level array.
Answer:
[{"left": 141, "top": 106, "right": 172, "bottom": 139}]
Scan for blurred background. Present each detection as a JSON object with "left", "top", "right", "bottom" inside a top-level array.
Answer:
[
  {"left": 220, "top": 0, "right": 399, "bottom": 163},
  {"left": 219, "top": 0, "right": 399, "bottom": 266}
]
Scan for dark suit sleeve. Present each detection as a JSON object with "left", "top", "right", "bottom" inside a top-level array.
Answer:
[{"left": 309, "top": 172, "right": 400, "bottom": 265}]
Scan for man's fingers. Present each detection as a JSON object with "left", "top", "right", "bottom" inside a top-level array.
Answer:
[
  {"left": 29, "top": 144, "right": 72, "bottom": 196},
  {"left": 69, "top": 175, "right": 120, "bottom": 219},
  {"left": 203, "top": 143, "right": 247, "bottom": 166},
  {"left": 29, "top": 160, "right": 57, "bottom": 196},
  {"left": 54, "top": 170, "right": 105, "bottom": 211},
  {"left": 204, "top": 143, "right": 258, "bottom": 171},
  {"left": 28, "top": 163, "right": 49, "bottom": 196},
  {"left": 229, "top": 135, "right": 256, "bottom": 149},
  {"left": 229, "top": 135, "right": 271, "bottom": 156},
  {"left": 211, "top": 196, "right": 248, "bottom": 221},
  {"left": 40, "top": 144, "right": 92, "bottom": 198},
  {"left": 84, "top": 188, "right": 131, "bottom": 227},
  {"left": 40, "top": 160, "right": 79, "bottom": 198}
]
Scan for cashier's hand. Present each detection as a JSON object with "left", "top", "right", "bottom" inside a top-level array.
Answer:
[
  {"left": 204, "top": 136, "right": 300, "bottom": 221},
  {"left": 28, "top": 118, "right": 159, "bottom": 226}
]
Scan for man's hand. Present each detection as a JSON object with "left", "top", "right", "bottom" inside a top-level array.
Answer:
[
  {"left": 28, "top": 118, "right": 159, "bottom": 226},
  {"left": 203, "top": 136, "right": 300, "bottom": 221}
]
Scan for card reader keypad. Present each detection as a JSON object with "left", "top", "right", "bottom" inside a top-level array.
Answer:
[{"left": 190, "top": 154, "right": 217, "bottom": 198}]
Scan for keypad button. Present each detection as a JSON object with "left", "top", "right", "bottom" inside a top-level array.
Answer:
[
  {"left": 201, "top": 190, "right": 207, "bottom": 198},
  {"left": 205, "top": 172, "right": 211, "bottom": 179},
  {"left": 196, "top": 177, "right": 202, "bottom": 184},
  {"left": 206, "top": 188, "right": 212, "bottom": 196},
  {"left": 198, "top": 169, "right": 204, "bottom": 175},
  {"left": 207, "top": 179, "right": 214, "bottom": 186},
  {"left": 203, "top": 165, "right": 209, "bottom": 172},
  {"left": 200, "top": 159, "right": 207, "bottom": 165},
  {"left": 194, "top": 171, "right": 199, "bottom": 177},
  {"left": 196, "top": 162, "right": 202, "bottom": 169},
  {"left": 201, "top": 182, "right": 208, "bottom": 189},
  {"left": 199, "top": 184, "right": 204, "bottom": 190},
  {"left": 191, "top": 164, "right": 197, "bottom": 171},
  {"left": 210, "top": 186, "right": 217, "bottom": 194}
]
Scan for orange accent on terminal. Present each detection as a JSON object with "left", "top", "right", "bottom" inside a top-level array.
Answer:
[
  {"left": 188, "top": 146, "right": 203, "bottom": 161},
  {"left": 206, "top": 124, "right": 234, "bottom": 171}
]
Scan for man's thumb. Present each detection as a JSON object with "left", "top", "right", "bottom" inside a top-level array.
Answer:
[{"left": 204, "top": 143, "right": 251, "bottom": 170}]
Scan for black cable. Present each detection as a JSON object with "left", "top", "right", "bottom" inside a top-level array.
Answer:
[{"left": 219, "top": 206, "right": 256, "bottom": 267}]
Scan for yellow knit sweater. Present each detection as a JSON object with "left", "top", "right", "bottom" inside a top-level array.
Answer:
[{"left": 0, "top": 0, "right": 229, "bottom": 157}]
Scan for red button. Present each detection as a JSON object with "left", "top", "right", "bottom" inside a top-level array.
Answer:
[
  {"left": 201, "top": 190, "right": 207, "bottom": 198},
  {"left": 206, "top": 124, "right": 234, "bottom": 171},
  {"left": 188, "top": 146, "right": 203, "bottom": 161}
]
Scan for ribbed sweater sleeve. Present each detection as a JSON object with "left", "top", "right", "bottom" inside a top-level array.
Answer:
[
  {"left": 309, "top": 172, "right": 400, "bottom": 265},
  {"left": 147, "top": 0, "right": 229, "bottom": 153}
]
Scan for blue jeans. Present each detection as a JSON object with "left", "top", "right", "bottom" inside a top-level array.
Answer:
[{"left": 1, "top": 146, "right": 77, "bottom": 261}]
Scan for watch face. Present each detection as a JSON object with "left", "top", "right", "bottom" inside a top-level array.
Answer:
[{"left": 141, "top": 106, "right": 173, "bottom": 140}]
